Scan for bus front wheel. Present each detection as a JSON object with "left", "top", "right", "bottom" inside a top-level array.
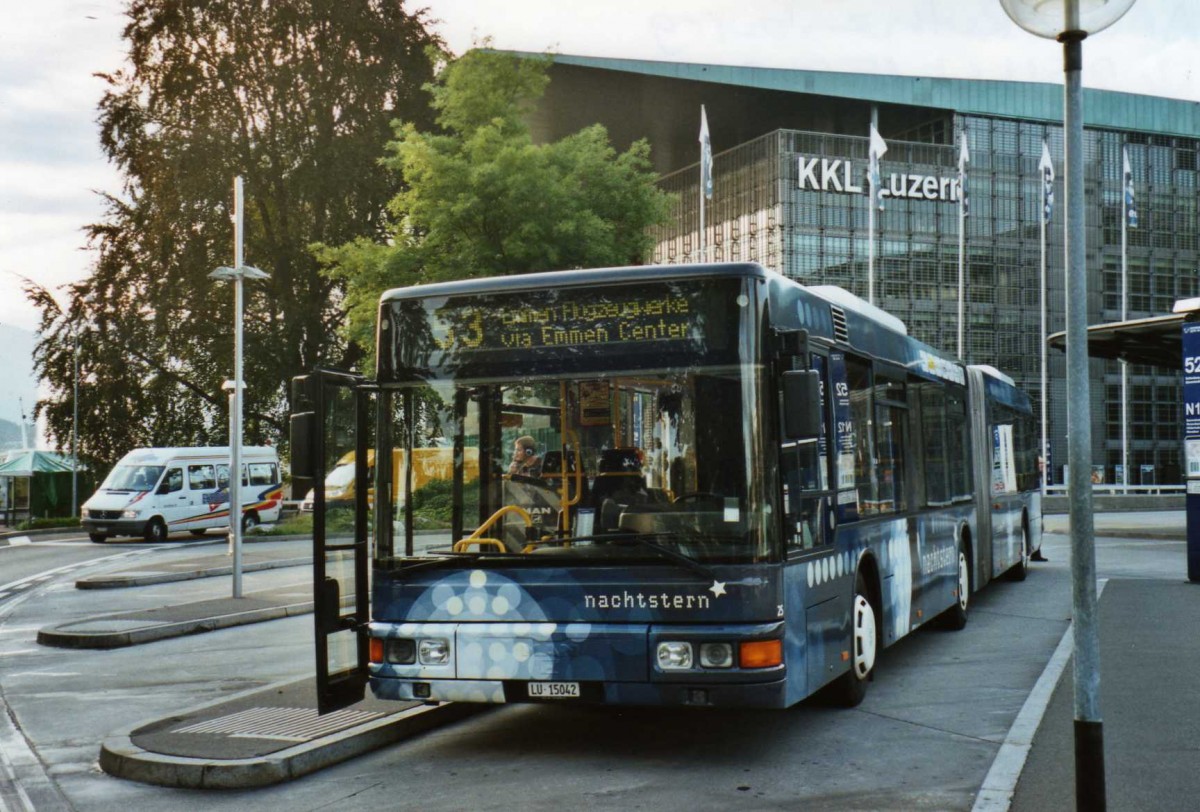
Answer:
[{"left": 836, "top": 572, "right": 877, "bottom": 708}]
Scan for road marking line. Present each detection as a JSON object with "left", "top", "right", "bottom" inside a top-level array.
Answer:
[{"left": 972, "top": 579, "right": 1108, "bottom": 812}]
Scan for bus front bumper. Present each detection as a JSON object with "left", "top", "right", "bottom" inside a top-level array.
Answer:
[{"left": 370, "top": 675, "right": 788, "bottom": 708}]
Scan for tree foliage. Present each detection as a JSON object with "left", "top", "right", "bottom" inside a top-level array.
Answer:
[
  {"left": 31, "top": 0, "right": 443, "bottom": 468},
  {"left": 323, "top": 48, "right": 673, "bottom": 360}
]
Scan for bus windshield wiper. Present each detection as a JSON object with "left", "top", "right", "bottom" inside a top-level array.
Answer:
[
  {"left": 604, "top": 534, "right": 718, "bottom": 582},
  {"left": 393, "top": 550, "right": 500, "bottom": 574}
]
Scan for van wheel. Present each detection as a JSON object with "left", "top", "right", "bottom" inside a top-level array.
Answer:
[
  {"left": 143, "top": 517, "right": 168, "bottom": 543},
  {"left": 835, "top": 572, "right": 876, "bottom": 708},
  {"left": 242, "top": 512, "right": 259, "bottom": 534},
  {"left": 88, "top": 533, "right": 107, "bottom": 544}
]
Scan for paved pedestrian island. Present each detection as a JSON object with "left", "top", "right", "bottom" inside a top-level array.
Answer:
[
  {"left": 38, "top": 544, "right": 314, "bottom": 648},
  {"left": 38, "top": 584, "right": 317, "bottom": 648},
  {"left": 75, "top": 548, "right": 310, "bottom": 589},
  {"left": 100, "top": 677, "right": 484, "bottom": 788},
  {"left": 1007, "top": 578, "right": 1200, "bottom": 812}
]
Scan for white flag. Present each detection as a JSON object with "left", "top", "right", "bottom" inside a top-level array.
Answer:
[
  {"left": 958, "top": 132, "right": 970, "bottom": 217},
  {"left": 868, "top": 124, "right": 887, "bottom": 211},
  {"left": 699, "top": 105, "right": 713, "bottom": 201},
  {"left": 1039, "top": 140, "right": 1055, "bottom": 224},
  {"left": 1123, "top": 145, "right": 1138, "bottom": 228}
]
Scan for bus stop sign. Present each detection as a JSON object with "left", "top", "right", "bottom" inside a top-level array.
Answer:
[{"left": 1182, "top": 321, "right": 1200, "bottom": 581}]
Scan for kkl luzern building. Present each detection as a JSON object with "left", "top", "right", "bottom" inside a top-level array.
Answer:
[{"left": 522, "top": 52, "right": 1200, "bottom": 487}]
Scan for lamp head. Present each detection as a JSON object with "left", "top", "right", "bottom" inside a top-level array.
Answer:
[{"left": 999, "top": 0, "right": 1135, "bottom": 38}]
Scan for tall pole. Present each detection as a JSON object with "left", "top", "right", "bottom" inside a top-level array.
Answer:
[
  {"left": 957, "top": 130, "right": 968, "bottom": 360},
  {"left": 1063, "top": 18, "right": 1105, "bottom": 809},
  {"left": 71, "top": 326, "right": 78, "bottom": 518},
  {"left": 1120, "top": 147, "right": 1129, "bottom": 490},
  {"left": 868, "top": 106, "right": 878, "bottom": 306},
  {"left": 231, "top": 176, "right": 244, "bottom": 599},
  {"left": 1040, "top": 179, "right": 1049, "bottom": 496}
]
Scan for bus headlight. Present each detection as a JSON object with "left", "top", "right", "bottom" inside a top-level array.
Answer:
[
  {"left": 699, "top": 642, "right": 734, "bottom": 668},
  {"left": 656, "top": 641, "right": 693, "bottom": 670},
  {"left": 418, "top": 638, "right": 450, "bottom": 665},
  {"left": 385, "top": 639, "right": 417, "bottom": 665},
  {"left": 122, "top": 509, "right": 141, "bottom": 519},
  {"left": 80, "top": 508, "right": 90, "bottom": 518}
]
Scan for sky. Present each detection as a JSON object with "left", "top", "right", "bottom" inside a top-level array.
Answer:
[{"left": 0, "top": 0, "right": 1197, "bottom": 339}]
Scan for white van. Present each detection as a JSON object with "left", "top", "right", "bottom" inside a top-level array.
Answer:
[{"left": 81, "top": 447, "right": 283, "bottom": 543}]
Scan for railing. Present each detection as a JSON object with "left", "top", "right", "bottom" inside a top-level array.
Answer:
[{"left": 1043, "top": 484, "right": 1185, "bottom": 496}]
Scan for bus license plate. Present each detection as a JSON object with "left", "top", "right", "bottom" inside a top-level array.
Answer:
[{"left": 528, "top": 681, "right": 579, "bottom": 699}]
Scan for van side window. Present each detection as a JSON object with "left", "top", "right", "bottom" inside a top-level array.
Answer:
[
  {"left": 248, "top": 463, "right": 277, "bottom": 486},
  {"left": 217, "top": 465, "right": 230, "bottom": 490},
  {"left": 163, "top": 468, "right": 183, "bottom": 493},
  {"left": 188, "top": 464, "right": 216, "bottom": 491}
]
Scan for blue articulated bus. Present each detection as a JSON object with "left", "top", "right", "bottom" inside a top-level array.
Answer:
[{"left": 291, "top": 262, "right": 1041, "bottom": 713}]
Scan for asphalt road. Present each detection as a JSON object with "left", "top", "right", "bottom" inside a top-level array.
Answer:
[{"left": 0, "top": 528, "right": 1186, "bottom": 811}]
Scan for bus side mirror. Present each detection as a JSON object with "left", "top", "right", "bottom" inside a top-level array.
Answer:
[
  {"left": 782, "top": 370, "right": 823, "bottom": 440},
  {"left": 291, "top": 411, "right": 316, "bottom": 480}
]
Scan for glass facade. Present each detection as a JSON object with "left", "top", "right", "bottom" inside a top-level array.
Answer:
[{"left": 653, "top": 119, "right": 1198, "bottom": 486}]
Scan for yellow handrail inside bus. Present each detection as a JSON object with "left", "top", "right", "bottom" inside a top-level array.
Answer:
[
  {"left": 453, "top": 538, "right": 508, "bottom": 553},
  {"left": 452, "top": 505, "right": 533, "bottom": 553}
]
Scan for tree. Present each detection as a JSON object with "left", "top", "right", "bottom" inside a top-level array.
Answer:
[
  {"left": 321, "top": 48, "right": 673, "bottom": 359},
  {"left": 31, "top": 0, "right": 444, "bottom": 469}
]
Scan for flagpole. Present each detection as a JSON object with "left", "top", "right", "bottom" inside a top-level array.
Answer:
[
  {"left": 1121, "top": 145, "right": 1130, "bottom": 490},
  {"left": 957, "top": 131, "right": 968, "bottom": 360},
  {"left": 868, "top": 107, "right": 879, "bottom": 306},
  {"left": 1040, "top": 143, "right": 1050, "bottom": 497},
  {"left": 699, "top": 105, "right": 711, "bottom": 264},
  {"left": 868, "top": 175, "right": 877, "bottom": 306}
]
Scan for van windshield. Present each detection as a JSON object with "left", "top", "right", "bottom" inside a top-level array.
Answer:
[{"left": 102, "top": 465, "right": 165, "bottom": 492}]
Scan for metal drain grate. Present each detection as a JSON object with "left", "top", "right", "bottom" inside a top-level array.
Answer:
[{"left": 173, "top": 706, "right": 384, "bottom": 742}]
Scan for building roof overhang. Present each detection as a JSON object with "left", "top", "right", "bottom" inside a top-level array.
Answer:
[
  {"left": 521, "top": 51, "right": 1200, "bottom": 139},
  {"left": 1047, "top": 313, "right": 1187, "bottom": 370}
]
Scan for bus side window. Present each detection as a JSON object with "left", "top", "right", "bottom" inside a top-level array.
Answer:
[{"left": 783, "top": 355, "right": 829, "bottom": 554}]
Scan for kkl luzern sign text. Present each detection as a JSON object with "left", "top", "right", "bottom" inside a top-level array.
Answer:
[{"left": 797, "top": 157, "right": 964, "bottom": 203}]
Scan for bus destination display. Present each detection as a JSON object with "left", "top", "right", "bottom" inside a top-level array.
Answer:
[{"left": 430, "top": 291, "right": 703, "bottom": 354}]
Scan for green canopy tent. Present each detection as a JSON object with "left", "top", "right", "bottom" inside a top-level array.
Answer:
[{"left": 0, "top": 451, "right": 88, "bottom": 524}]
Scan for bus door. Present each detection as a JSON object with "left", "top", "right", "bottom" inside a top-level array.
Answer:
[
  {"left": 291, "top": 369, "right": 372, "bottom": 715},
  {"left": 781, "top": 353, "right": 834, "bottom": 552}
]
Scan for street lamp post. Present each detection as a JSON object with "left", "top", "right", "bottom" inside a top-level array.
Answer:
[
  {"left": 999, "top": 2, "right": 1136, "bottom": 810},
  {"left": 209, "top": 176, "right": 269, "bottom": 600}
]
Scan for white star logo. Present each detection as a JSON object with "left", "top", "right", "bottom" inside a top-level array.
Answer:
[{"left": 709, "top": 580, "right": 727, "bottom": 598}]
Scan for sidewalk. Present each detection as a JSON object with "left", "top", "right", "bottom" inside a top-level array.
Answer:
[
  {"left": 1043, "top": 509, "right": 1186, "bottom": 540},
  {"left": 1008, "top": 577, "right": 1200, "bottom": 811}
]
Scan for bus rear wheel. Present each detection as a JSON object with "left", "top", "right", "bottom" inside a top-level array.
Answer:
[
  {"left": 943, "top": 548, "right": 970, "bottom": 630},
  {"left": 1006, "top": 525, "right": 1030, "bottom": 582},
  {"left": 88, "top": 533, "right": 107, "bottom": 544},
  {"left": 836, "top": 572, "right": 876, "bottom": 708}
]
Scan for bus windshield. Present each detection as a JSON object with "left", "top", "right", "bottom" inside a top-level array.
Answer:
[{"left": 381, "top": 276, "right": 770, "bottom": 565}]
